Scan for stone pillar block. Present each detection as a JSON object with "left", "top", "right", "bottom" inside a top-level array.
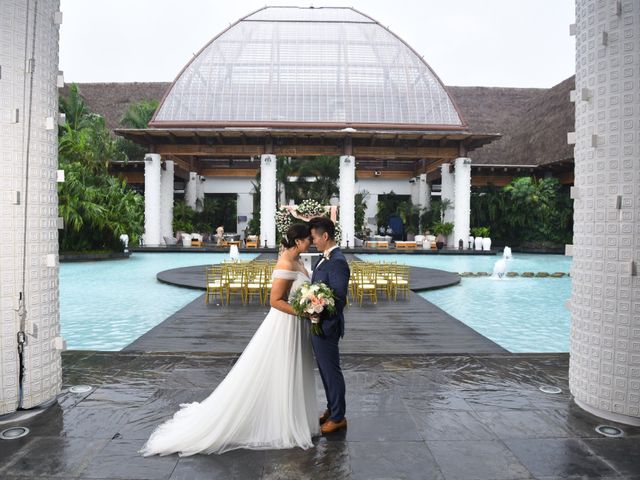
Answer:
[
  {"left": 570, "top": 0, "right": 640, "bottom": 426},
  {"left": 144, "top": 154, "right": 161, "bottom": 246},
  {"left": 260, "top": 155, "right": 277, "bottom": 247},
  {"left": 160, "top": 160, "right": 174, "bottom": 242},
  {"left": 339, "top": 156, "right": 356, "bottom": 247}
]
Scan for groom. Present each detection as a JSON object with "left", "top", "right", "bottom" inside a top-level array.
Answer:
[{"left": 308, "top": 216, "right": 350, "bottom": 434}]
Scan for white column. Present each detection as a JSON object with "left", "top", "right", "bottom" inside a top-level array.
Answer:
[
  {"left": 195, "top": 175, "right": 205, "bottom": 212},
  {"left": 440, "top": 163, "right": 455, "bottom": 246},
  {"left": 570, "top": 0, "right": 640, "bottom": 426},
  {"left": 410, "top": 177, "right": 419, "bottom": 205},
  {"left": 424, "top": 178, "right": 432, "bottom": 212},
  {"left": 237, "top": 193, "right": 253, "bottom": 239},
  {"left": 260, "top": 154, "right": 277, "bottom": 247},
  {"left": 453, "top": 157, "right": 471, "bottom": 250},
  {"left": 416, "top": 174, "right": 426, "bottom": 209},
  {"left": 185, "top": 171, "right": 197, "bottom": 210},
  {"left": 339, "top": 155, "right": 356, "bottom": 247},
  {"left": 144, "top": 154, "right": 162, "bottom": 246},
  {"left": 0, "top": 0, "right": 62, "bottom": 414},
  {"left": 366, "top": 193, "right": 378, "bottom": 234},
  {"left": 160, "top": 160, "right": 174, "bottom": 243}
]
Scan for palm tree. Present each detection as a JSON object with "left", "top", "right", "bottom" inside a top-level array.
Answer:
[{"left": 119, "top": 100, "right": 159, "bottom": 129}]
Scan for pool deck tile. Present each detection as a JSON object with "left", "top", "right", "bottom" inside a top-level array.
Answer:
[
  {"left": 1, "top": 352, "right": 638, "bottom": 479},
  {"left": 128, "top": 253, "right": 505, "bottom": 354}
]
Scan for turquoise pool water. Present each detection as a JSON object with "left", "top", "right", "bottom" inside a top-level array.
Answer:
[
  {"left": 60, "top": 252, "right": 257, "bottom": 350},
  {"left": 61, "top": 252, "right": 572, "bottom": 353},
  {"left": 357, "top": 253, "right": 572, "bottom": 274},
  {"left": 359, "top": 253, "right": 572, "bottom": 353}
]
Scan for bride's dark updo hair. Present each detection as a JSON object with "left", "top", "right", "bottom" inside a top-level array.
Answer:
[{"left": 281, "top": 223, "right": 311, "bottom": 249}]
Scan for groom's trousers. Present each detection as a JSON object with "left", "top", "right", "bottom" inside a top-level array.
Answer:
[{"left": 311, "top": 330, "right": 346, "bottom": 421}]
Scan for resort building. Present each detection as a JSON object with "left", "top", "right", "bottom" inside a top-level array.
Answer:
[
  {"left": 66, "top": 70, "right": 575, "bottom": 249},
  {"left": 108, "top": 6, "right": 534, "bottom": 248}
]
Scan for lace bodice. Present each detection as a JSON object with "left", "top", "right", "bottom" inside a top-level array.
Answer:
[{"left": 272, "top": 269, "right": 310, "bottom": 302}]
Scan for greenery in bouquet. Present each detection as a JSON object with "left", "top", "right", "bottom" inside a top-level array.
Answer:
[{"left": 290, "top": 282, "right": 336, "bottom": 335}]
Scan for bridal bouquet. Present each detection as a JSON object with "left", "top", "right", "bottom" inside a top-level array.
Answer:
[{"left": 291, "top": 282, "right": 336, "bottom": 335}]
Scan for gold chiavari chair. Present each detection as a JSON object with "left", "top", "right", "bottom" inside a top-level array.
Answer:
[
  {"left": 354, "top": 265, "right": 377, "bottom": 305},
  {"left": 373, "top": 262, "right": 393, "bottom": 300},
  {"left": 205, "top": 265, "right": 225, "bottom": 304},
  {"left": 390, "top": 264, "right": 411, "bottom": 300},
  {"left": 245, "top": 263, "right": 266, "bottom": 304},
  {"left": 224, "top": 264, "right": 246, "bottom": 304}
]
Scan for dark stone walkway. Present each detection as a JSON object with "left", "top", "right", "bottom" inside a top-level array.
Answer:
[
  {"left": 1, "top": 351, "right": 638, "bottom": 480},
  {"left": 127, "top": 255, "right": 504, "bottom": 354}
]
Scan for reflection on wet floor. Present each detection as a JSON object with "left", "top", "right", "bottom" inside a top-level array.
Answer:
[{"left": 0, "top": 351, "right": 638, "bottom": 479}]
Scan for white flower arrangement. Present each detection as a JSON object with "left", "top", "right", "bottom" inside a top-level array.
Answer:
[{"left": 297, "top": 199, "right": 325, "bottom": 217}]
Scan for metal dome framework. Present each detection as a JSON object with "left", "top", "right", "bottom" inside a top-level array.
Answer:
[
  {"left": 119, "top": 6, "right": 499, "bottom": 178},
  {"left": 151, "top": 6, "right": 465, "bottom": 130}
]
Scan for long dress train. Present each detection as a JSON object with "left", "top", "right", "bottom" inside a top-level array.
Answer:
[{"left": 140, "top": 269, "right": 319, "bottom": 456}]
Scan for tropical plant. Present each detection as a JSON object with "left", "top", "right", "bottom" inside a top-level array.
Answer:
[
  {"left": 293, "top": 156, "right": 340, "bottom": 204},
  {"left": 470, "top": 176, "right": 572, "bottom": 247},
  {"left": 276, "top": 156, "right": 300, "bottom": 205},
  {"left": 354, "top": 191, "right": 369, "bottom": 236},
  {"left": 58, "top": 84, "right": 145, "bottom": 252},
  {"left": 432, "top": 222, "right": 454, "bottom": 237},
  {"left": 119, "top": 99, "right": 159, "bottom": 128},
  {"left": 471, "top": 227, "right": 490, "bottom": 238},
  {"left": 116, "top": 99, "right": 159, "bottom": 162}
]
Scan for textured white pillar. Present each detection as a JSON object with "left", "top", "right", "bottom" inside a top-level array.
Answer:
[
  {"left": 417, "top": 173, "right": 428, "bottom": 210},
  {"left": 237, "top": 193, "right": 253, "bottom": 239},
  {"left": 160, "top": 160, "right": 174, "bottom": 243},
  {"left": 143, "top": 154, "right": 161, "bottom": 246},
  {"left": 195, "top": 175, "right": 205, "bottom": 212},
  {"left": 185, "top": 171, "right": 197, "bottom": 210},
  {"left": 570, "top": 0, "right": 640, "bottom": 426},
  {"left": 440, "top": 163, "right": 455, "bottom": 246},
  {"left": 410, "top": 177, "right": 419, "bottom": 205},
  {"left": 453, "top": 157, "right": 471, "bottom": 250},
  {"left": 424, "top": 178, "right": 432, "bottom": 212},
  {"left": 0, "top": 0, "right": 62, "bottom": 414},
  {"left": 339, "top": 155, "right": 356, "bottom": 247},
  {"left": 260, "top": 154, "right": 277, "bottom": 247}
]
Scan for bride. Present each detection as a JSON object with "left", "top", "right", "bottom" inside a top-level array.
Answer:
[{"left": 140, "top": 224, "right": 319, "bottom": 456}]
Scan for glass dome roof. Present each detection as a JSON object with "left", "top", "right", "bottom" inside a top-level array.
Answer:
[{"left": 152, "top": 6, "right": 465, "bottom": 129}]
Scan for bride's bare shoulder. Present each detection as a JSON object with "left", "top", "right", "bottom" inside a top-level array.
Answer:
[{"left": 273, "top": 259, "right": 295, "bottom": 272}]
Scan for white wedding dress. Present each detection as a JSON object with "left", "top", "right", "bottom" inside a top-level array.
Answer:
[{"left": 140, "top": 269, "right": 319, "bottom": 456}]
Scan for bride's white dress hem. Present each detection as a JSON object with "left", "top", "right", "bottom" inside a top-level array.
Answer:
[{"left": 140, "top": 269, "right": 319, "bottom": 456}]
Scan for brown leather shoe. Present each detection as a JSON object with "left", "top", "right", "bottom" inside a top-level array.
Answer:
[
  {"left": 319, "top": 409, "right": 331, "bottom": 425},
  {"left": 320, "top": 418, "right": 347, "bottom": 434}
]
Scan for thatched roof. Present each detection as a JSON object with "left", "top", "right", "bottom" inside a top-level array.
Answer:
[
  {"left": 59, "top": 82, "right": 170, "bottom": 131},
  {"left": 449, "top": 76, "right": 575, "bottom": 166},
  {"left": 59, "top": 77, "right": 575, "bottom": 168}
]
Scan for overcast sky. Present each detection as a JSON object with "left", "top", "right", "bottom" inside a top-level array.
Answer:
[{"left": 59, "top": 0, "right": 575, "bottom": 88}]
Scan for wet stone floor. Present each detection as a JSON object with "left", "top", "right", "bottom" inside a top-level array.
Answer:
[{"left": 1, "top": 351, "right": 639, "bottom": 480}]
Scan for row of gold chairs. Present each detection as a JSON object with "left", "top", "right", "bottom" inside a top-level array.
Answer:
[
  {"left": 348, "top": 261, "right": 411, "bottom": 305},
  {"left": 205, "top": 260, "right": 276, "bottom": 305},
  {"left": 205, "top": 259, "right": 411, "bottom": 307}
]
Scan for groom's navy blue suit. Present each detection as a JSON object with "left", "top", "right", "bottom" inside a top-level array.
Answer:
[{"left": 311, "top": 247, "right": 350, "bottom": 422}]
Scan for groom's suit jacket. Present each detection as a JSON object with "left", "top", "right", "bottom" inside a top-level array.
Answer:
[{"left": 311, "top": 248, "right": 350, "bottom": 338}]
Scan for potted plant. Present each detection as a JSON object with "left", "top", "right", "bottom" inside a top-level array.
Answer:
[
  {"left": 432, "top": 222, "right": 454, "bottom": 250},
  {"left": 479, "top": 227, "right": 492, "bottom": 251},
  {"left": 471, "top": 227, "right": 491, "bottom": 251}
]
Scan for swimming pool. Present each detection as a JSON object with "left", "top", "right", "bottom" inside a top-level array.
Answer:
[
  {"left": 60, "top": 252, "right": 257, "bottom": 350},
  {"left": 359, "top": 253, "right": 572, "bottom": 353},
  {"left": 61, "top": 252, "right": 572, "bottom": 353}
]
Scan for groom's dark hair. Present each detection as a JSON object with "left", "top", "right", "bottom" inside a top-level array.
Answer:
[{"left": 309, "top": 216, "right": 335, "bottom": 240}]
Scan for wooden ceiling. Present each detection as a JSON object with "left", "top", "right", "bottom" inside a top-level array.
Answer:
[{"left": 115, "top": 127, "right": 500, "bottom": 178}]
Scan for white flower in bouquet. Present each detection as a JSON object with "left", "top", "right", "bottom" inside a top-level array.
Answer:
[{"left": 290, "top": 281, "right": 337, "bottom": 336}]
